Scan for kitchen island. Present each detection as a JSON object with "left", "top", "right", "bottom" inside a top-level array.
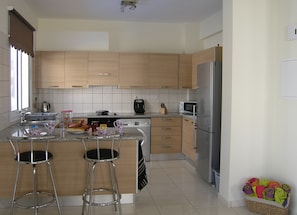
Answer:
[{"left": 0, "top": 126, "right": 143, "bottom": 206}]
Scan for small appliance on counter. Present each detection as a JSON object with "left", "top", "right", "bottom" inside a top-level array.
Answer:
[
  {"left": 179, "top": 101, "right": 197, "bottom": 116},
  {"left": 41, "top": 101, "right": 51, "bottom": 113},
  {"left": 134, "top": 99, "right": 145, "bottom": 114},
  {"left": 96, "top": 110, "right": 109, "bottom": 116}
]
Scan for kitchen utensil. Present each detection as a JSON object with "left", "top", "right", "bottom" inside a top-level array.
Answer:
[
  {"left": 134, "top": 99, "right": 145, "bottom": 114},
  {"left": 41, "top": 101, "right": 51, "bottom": 112}
]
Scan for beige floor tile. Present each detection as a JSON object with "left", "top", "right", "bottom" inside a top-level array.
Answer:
[{"left": 0, "top": 160, "right": 254, "bottom": 215}]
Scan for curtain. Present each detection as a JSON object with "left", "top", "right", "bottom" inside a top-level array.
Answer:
[{"left": 9, "top": 9, "right": 35, "bottom": 57}]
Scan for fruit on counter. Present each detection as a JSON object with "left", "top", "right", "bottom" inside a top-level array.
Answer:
[
  {"left": 67, "top": 120, "right": 90, "bottom": 131},
  {"left": 68, "top": 120, "right": 85, "bottom": 128},
  {"left": 66, "top": 127, "right": 85, "bottom": 132}
]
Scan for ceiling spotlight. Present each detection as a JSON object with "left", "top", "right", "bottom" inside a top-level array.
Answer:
[{"left": 121, "top": 0, "right": 137, "bottom": 12}]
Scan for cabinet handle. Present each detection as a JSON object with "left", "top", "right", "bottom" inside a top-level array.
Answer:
[
  {"left": 161, "top": 118, "right": 172, "bottom": 121},
  {"left": 161, "top": 127, "right": 172, "bottom": 131},
  {"left": 72, "top": 85, "right": 84, "bottom": 88},
  {"left": 160, "top": 145, "right": 172, "bottom": 148},
  {"left": 98, "top": 73, "right": 111, "bottom": 76},
  {"left": 160, "top": 86, "right": 169, "bottom": 88},
  {"left": 49, "top": 86, "right": 59, "bottom": 88}
]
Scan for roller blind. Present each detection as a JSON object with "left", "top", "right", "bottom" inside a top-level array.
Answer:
[{"left": 9, "top": 9, "right": 35, "bottom": 57}]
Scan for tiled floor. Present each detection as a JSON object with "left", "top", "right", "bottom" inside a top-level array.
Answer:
[{"left": 0, "top": 160, "right": 256, "bottom": 215}]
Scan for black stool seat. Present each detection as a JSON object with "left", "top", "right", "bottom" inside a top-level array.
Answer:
[
  {"left": 17, "top": 151, "right": 53, "bottom": 163},
  {"left": 85, "top": 149, "right": 119, "bottom": 161}
]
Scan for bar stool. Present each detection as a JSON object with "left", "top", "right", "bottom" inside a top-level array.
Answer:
[
  {"left": 8, "top": 134, "right": 62, "bottom": 215},
  {"left": 80, "top": 134, "right": 122, "bottom": 215}
]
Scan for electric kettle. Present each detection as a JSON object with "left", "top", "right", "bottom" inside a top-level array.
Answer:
[{"left": 42, "top": 101, "right": 51, "bottom": 112}]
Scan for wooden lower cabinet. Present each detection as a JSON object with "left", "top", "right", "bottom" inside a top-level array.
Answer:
[
  {"left": 0, "top": 139, "right": 137, "bottom": 197},
  {"left": 182, "top": 118, "right": 197, "bottom": 161},
  {"left": 151, "top": 117, "right": 182, "bottom": 154}
]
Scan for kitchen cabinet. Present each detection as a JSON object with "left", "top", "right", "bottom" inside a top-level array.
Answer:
[
  {"left": 88, "top": 52, "right": 119, "bottom": 86},
  {"left": 149, "top": 54, "right": 179, "bottom": 88},
  {"left": 151, "top": 117, "right": 182, "bottom": 154},
  {"left": 182, "top": 117, "right": 197, "bottom": 161},
  {"left": 36, "top": 51, "right": 65, "bottom": 88},
  {"left": 0, "top": 139, "right": 137, "bottom": 197},
  {"left": 192, "top": 46, "right": 222, "bottom": 89},
  {"left": 119, "top": 53, "right": 149, "bottom": 88},
  {"left": 179, "top": 54, "right": 192, "bottom": 88},
  {"left": 64, "top": 51, "right": 88, "bottom": 88}
]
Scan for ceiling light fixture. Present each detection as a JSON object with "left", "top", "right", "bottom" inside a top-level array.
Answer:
[{"left": 121, "top": 0, "right": 137, "bottom": 12}]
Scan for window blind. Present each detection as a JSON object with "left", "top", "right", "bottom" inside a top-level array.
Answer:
[{"left": 9, "top": 9, "right": 35, "bottom": 57}]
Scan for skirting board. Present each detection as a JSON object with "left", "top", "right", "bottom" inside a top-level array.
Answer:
[{"left": 0, "top": 194, "right": 135, "bottom": 208}]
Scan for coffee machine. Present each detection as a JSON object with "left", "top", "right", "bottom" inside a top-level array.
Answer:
[{"left": 134, "top": 99, "right": 145, "bottom": 114}]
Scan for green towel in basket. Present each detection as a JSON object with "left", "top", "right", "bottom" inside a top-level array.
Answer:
[{"left": 274, "top": 187, "right": 288, "bottom": 206}]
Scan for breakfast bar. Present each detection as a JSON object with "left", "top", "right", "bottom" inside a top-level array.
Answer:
[{"left": 0, "top": 126, "right": 144, "bottom": 206}]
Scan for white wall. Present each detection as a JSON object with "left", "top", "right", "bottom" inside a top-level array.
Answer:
[
  {"left": 37, "top": 18, "right": 188, "bottom": 53},
  {"left": 221, "top": 0, "right": 297, "bottom": 214},
  {"left": 199, "top": 9, "right": 223, "bottom": 49}
]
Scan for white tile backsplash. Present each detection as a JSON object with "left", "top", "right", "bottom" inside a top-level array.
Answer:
[{"left": 37, "top": 86, "right": 191, "bottom": 114}]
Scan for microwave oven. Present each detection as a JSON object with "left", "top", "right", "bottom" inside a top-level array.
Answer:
[{"left": 179, "top": 101, "right": 197, "bottom": 115}]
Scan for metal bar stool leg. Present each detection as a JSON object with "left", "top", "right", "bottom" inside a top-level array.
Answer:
[
  {"left": 33, "top": 164, "right": 38, "bottom": 215},
  {"left": 82, "top": 161, "right": 92, "bottom": 215},
  {"left": 108, "top": 162, "right": 117, "bottom": 211},
  {"left": 111, "top": 162, "right": 122, "bottom": 215},
  {"left": 47, "top": 161, "right": 62, "bottom": 215},
  {"left": 10, "top": 163, "right": 20, "bottom": 215},
  {"left": 88, "top": 163, "right": 96, "bottom": 215}
]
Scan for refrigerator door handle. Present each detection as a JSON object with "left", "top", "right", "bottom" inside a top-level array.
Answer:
[{"left": 193, "top": 122, "right": 197, "bottom": 149}]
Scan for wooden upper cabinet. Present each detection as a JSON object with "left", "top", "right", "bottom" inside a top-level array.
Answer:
[
  {"left": 192, "top": 46, "right": 222, "bottom": 89},
  {"left": 178, "top": 54, "right": 192, "bottom": 89},
  {"left": 64, "top": 51, "right": 88, "bottom": 88},
  {"left": 88, "top": 52, "right": 119, "bottom": 86},
  {"left": 37, "top": 51, "right": 65, "bottom": 88},
  {"left": 119, "top": 53, "right": 149, "bottom": 88},
  {"left": 149, "top": 54, "right": 179, "bottom": 88}
]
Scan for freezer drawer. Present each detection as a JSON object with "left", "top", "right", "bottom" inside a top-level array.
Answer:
[{"left": 196, "top": 128, "right": 214, "bottom": 184}]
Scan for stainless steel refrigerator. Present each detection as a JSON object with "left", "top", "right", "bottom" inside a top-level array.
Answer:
[{"left": 196, "top": 61, "right": 222, "bottom": 184}]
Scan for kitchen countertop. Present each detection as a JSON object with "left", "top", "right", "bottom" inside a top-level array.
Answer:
[
  {"left": 85, "top": 112, "right": 183, "bottom": 118},
  {"left": 0, "top": 125, "right": 143, "bottom": 143},
  {"left": 0, "top": 112, "right": 196, "bottom": 141}
]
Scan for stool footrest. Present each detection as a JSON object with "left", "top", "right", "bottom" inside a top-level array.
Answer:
[
  {"left": 82, "top": 188, "right": 121, "bottom": 207},
  {"left": 14, "top": 191, "right": 56, "bottom": 209}
]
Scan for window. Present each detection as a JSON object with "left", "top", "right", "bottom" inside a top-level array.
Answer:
[{"left": 10, "top": 46, "right": 31, "bottom": 112}]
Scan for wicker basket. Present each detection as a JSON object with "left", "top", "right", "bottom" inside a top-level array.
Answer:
[{"left": 245, "top": 196, "right": 290, "bottom": 215}]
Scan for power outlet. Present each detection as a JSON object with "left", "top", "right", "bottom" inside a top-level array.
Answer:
[{"left": 287, "top": 24, "right": 297, "bottom": 41}]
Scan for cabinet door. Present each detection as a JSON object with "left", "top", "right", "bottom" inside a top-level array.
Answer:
[
  {"left": 119, "top": 53, "right": 149, "bottom": 88},
  {"left": 192, "top": 46, "right": 222, "bottom": 89},
  {"left": 182, "top": 118, "right": 197, "bottom": 161},
  {"left": 38, "top": 51, "right": 65, "bottom": 88},
  {"left": 65, "top": 51, "right": 88, "bottom": 88},
  {"left": 88, "top": 52, "right": 119, "bottom": 86},
  {"left": 179, "top": 54, "right": 192, "bottom": 89},
  {"left": 149, "top": 54, "right": 179, "bottom": 88}
]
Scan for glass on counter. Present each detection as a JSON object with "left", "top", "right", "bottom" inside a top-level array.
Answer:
[{"left": 61, "top": 110, "right": 73, "bottom": 128}]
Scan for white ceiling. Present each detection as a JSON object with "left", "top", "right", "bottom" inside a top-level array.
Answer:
[{"left": 23, "top": 0, "right": 222, "bottom": 23}]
